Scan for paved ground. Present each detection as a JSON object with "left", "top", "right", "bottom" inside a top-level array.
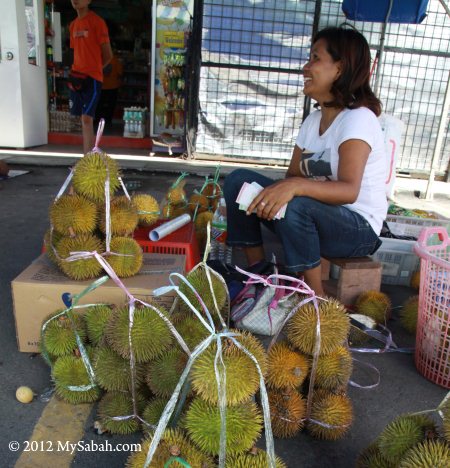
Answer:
[{"left": 0, "top": 149, "right": 449, "bottom": 468}]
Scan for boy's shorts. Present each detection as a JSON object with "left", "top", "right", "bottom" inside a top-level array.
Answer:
[{"left": 69, "top": 77, "right": 102, "bottom": 118}]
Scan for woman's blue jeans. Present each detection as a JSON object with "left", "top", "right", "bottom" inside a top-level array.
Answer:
[{"left": 223, "top": 168, "right": 382, "bottom": 272}]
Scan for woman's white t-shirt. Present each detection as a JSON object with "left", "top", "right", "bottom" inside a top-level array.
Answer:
[{"left": 295, "top": 107, "right": 388, "bottom": 235}]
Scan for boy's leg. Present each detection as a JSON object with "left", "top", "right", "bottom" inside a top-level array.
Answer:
[{"left": 80, "top": 78, "right": 102, "bottom": 154}]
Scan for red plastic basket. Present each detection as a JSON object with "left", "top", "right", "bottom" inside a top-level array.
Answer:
[
  {"left": 133, "top": 220, "right": 201, "bottom": 273},
  {"left": 413, "top": 227, "right": 450, "bottom": 389}
]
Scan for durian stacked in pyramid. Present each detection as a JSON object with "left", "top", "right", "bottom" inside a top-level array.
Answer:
[
  {"left": 265, "top": 297, "right": 353, "bottom": 440},
  {"left": 191, "top": 176, "right": 222, "bottom": 253},
  {"left": 356, "top": 401, "right": 450, "bottom": 467},
  {"left": 45, "top": 152, "right": 143, "bottom": 280},
  {"left": 127, "top": 261, "right": 287, "bottom": 467}
]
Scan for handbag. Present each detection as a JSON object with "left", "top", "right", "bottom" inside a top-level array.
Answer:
[
  {"left": 67, "top": 70, "right": 89, "bottom": 92},
  {"left": 230, "top": 264, "right": 300, "bottom": 336}
]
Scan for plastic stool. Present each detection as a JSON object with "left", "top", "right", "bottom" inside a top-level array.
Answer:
[{"left": 133, "top": 220, "right": 201, "bottom": 272}]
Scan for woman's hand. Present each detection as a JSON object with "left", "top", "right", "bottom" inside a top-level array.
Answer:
[{"left": 247, "top": 178, "right": 301, "bottom": 220}]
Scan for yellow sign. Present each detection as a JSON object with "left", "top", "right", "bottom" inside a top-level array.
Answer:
[{"left": 162, "top": 31, "right": 185, "bottom": 48}]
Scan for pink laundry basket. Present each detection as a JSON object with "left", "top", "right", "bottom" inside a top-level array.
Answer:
[{"left": 413, "top": 227, "right": 450, "bottom": 389}]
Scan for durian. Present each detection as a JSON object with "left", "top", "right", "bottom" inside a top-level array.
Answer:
[
  {"left": 313, "top": 345, "right": 353, "bottom": 391},
  {"left": 190, "top": 330, "right": 267, "bottom": 405},
  {"left": 106, "top": 304, "right": 173, "bottom": 363},
  {"left": 410, "top": 270, "right": 420, "bottom": 290},
  {"left": 355, "top": 291, "right": 391, "bottom": 324},
  {"left": 399, "top": 439, "right": 450, "bottom": 468},
  {"left": 100, "top": 196, "right": 138, "bottom": 236},
  {"left": 72, "top": 151, "right": 121, "bottom": 202},
  {"left": 56, "top": 234, "right": 104, "bottom": 280},
  {"left": 131, "top": 193, "right": 160, "bottom": 226},
  {"left": 175, "top": 315, "right": 209, "bottom": 351},
  {"left": 269, "top": 388, "right": 306, "bottom": 438},
  {"left": 400, "top": 296, "right": 419, "bottom": 335},
  {"left": 84, "top": 304, "right": 113, "bottom": 346},
  {"left": 49, "top": 194, "right": 97, "bottom": 235},
  {"left": 106, "top": 237, "right": 143, "bottom": 278},
  {"left": 225, "top": 447, "right": 287, "bottom": 468},
  {"left": 97, "top": 391, "right": 143, "bottom": 434},
  {"left": 307, "top": 392, "right": 353, "bottom": 440},
  {"left": 266, "top": 341, "right": 309, "bottom": 390},
  {"left": 52, "top": 353, "right": 101, "bottom": 404},
  {"left": 287, "top": 298, "right": 350, "bottom": 356},
  {"left": 167, "top": 185, "right": 187, "bottom": 205},
  {"left": 179, "top": 265, "right": 227, "bottom": 315},
  {"left": 161, "top": 202, "right": 188, "bottom": 220},
  {"left": 44, "top": 229, "right": 63, "bottom": 265},
  {"left": 377, "top": 414, "right": 437, "bottom": 463},
  {"left": 41, "top": 310, "right": 87, "bottom": 358},
  {"left": 355, "top": 443, "right": 394, "bottom": 468},
  {"left": 145, "top": 348, "right": 188, "bottom": 397},
  {"left": 125, "top": 428, "right": 214, "bottom": 468},
  {"left": 184, "top": 398, "right": 262, "bottom": 455},
  {"left": 94, "top": 346, "right": 145, "bottom": 392},
  {"left": 141, "top": 397, "right": 169, "bottom": 434},
  {"left": 188, "top": 193, "right": 209, "bottom": 215}
]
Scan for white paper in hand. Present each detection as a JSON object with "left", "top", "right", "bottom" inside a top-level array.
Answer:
[{"left": 235, "top": 181, "right": 286, "bottom": 219}]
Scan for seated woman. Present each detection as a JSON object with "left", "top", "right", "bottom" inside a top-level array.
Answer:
[{"left": 223, "top": 26, "right": 387, "bottom": 296}]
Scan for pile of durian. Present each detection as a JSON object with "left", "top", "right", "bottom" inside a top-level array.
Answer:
[
  {"left": 356, "top": 401, "right": 450, "bottom": 467},
  {"left": 266, "top": 297, "right": 354, "bottom": 440},
  {"left": 45, "top": 151, "right": 161, "bottom": 280}
]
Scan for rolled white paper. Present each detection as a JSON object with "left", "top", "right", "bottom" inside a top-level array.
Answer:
[{"left": 149, "top": 214, "right": 191, "bottom": 241}]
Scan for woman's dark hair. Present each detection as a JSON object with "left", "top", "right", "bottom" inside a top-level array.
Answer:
[{"left": 312, "top": 27, "right": 382, "bottom": 116}]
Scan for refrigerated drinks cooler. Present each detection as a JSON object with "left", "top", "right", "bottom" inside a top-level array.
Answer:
[{"left": 150, "top": 0, "right": 194, "bottom": 137}]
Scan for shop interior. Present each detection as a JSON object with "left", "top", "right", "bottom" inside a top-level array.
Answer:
[{"left": 48, "top": 0, "right": 152, "bottom": 140}]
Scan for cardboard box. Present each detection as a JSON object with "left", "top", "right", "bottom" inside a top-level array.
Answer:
[{"left": 11, "top": 253, "right": 185, "bottom": 353}]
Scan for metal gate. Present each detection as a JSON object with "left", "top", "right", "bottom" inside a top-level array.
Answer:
[{"left": 192, "top": 0, "right": 450, "bottom": 179}]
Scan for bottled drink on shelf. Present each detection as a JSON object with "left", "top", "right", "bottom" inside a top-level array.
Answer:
[{"left": 209, "top": 197, "right": 233, "bottom": 264}]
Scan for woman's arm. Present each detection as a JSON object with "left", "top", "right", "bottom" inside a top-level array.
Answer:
[
  {"left": 248, "top": 138, "right": 370, "bottom": 220},
  {"left": 285, "top": 145, "right": 303, "bottom": 178}
]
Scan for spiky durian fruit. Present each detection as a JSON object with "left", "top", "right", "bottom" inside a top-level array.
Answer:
[
  {"left": 442, "top": 400, "right": 450, "bottom": 442},
  {"left": 355, "top": 291, "right": 391, "bottom": 324},
  {"left": 287, "top": 298, "right": 350, "bottom": 356},
  {"left": 41, "top": 310, "right": 86, "bottom": 358},
  {"left": 184, "top": 398, "right": 262, "bottom": 455},
  {"left": 194, "top": 210, "right": 213, "bottom": 231},
  {"left": 356, "top": 443, "right": 393, "bottom": 468},
  {"left": 377, "top": 414, "right": 438, "bottom": 463},
  {"left": 307, "top": 392, "right": 353, "bottom": 440},
  {"left": 179, "top": 265, "right": 227, "bottom": 315},
  {"left": 188, "top": 193, "right": 209, "bottom": 214},
  {"left": 100, "top": 196, "right": 138, "bottom": 236},
  {"left": 399, "top": 439, "right": 450, "bottom": 468},
  {"left": 410, "top": 270, "right": 420, "bottom": 290},
  {"left": 44, "top": 229, "right": 63, "bottom": 265},
  {"left": 106, "top": 237, "right": 143, "bottom": 277},
  {"left": 94, "top": 346, "right": 145, "bottom": 392},
  {"left": 146, "top": 348, "right": 188, "bottom": 397},
  {"left": 52, "top": 353, "right": 101, "bottom": 404},
  {"left": 190, "top": 330, "right": 267, "bottom": 405},
  {"left": 202, "top": 181, "right": 222, "bottom": 205},
  {"left": 225, "top": 447, "right": 287, "bottom": 468},
  {"left": 141, "top": 397, "right": 169, "bottom": 434},
  {"left": 400, "top": 296, "right": 419, "bottom": 335},
  {"left": 56, "top": 234, "right": 104, "bottom": 280},
  {"left": 106, "top": 304, "right": 173, "bottom": 363},
  {"left": 161, "top": 202, "right": 188, "bottom": 220},
  {"left": 269, "top": 388, "right": 306, "bottom": 438},
  {"left": 126, "top": 428, "right": 215, "bottom": 468},
  {"left": 167, "top": 184, "right": 187, "bottom": 205},
  {"left": 131, "top": 193, "right": 160, "bottom": 226},
  {"left": 84, "top": 304, "right": 113, "bottom": 346},
  {"left": 72, "top": 151, "right": 121, "bottom": 202},
  {"left": 313, "top": 345, "right": 353, "bottom": 391},
  {"left": 266, "top": 341, "right": 309, "bottom": 390},
  {"left": 49, "top": 194, "right": 97, "bottom": 235},
  {"left": 175, "top": 315, "right": 209, "bottom": 351},
  {"left": 97, "top": 391, "right": 144, "bottom": 434}
]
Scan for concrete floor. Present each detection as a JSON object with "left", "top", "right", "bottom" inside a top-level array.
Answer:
[{"left": 0, "top": 149, "right": 449, "bottom": 468}]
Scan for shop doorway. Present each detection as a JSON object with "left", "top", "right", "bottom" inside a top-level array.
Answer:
[{"left": 48, "top": 0, "right": 152, "bottom": 148}]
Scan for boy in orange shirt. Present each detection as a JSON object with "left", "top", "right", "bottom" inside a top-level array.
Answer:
[{"left": 69, "top": 0, "right": 112, "bottom": 153}]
